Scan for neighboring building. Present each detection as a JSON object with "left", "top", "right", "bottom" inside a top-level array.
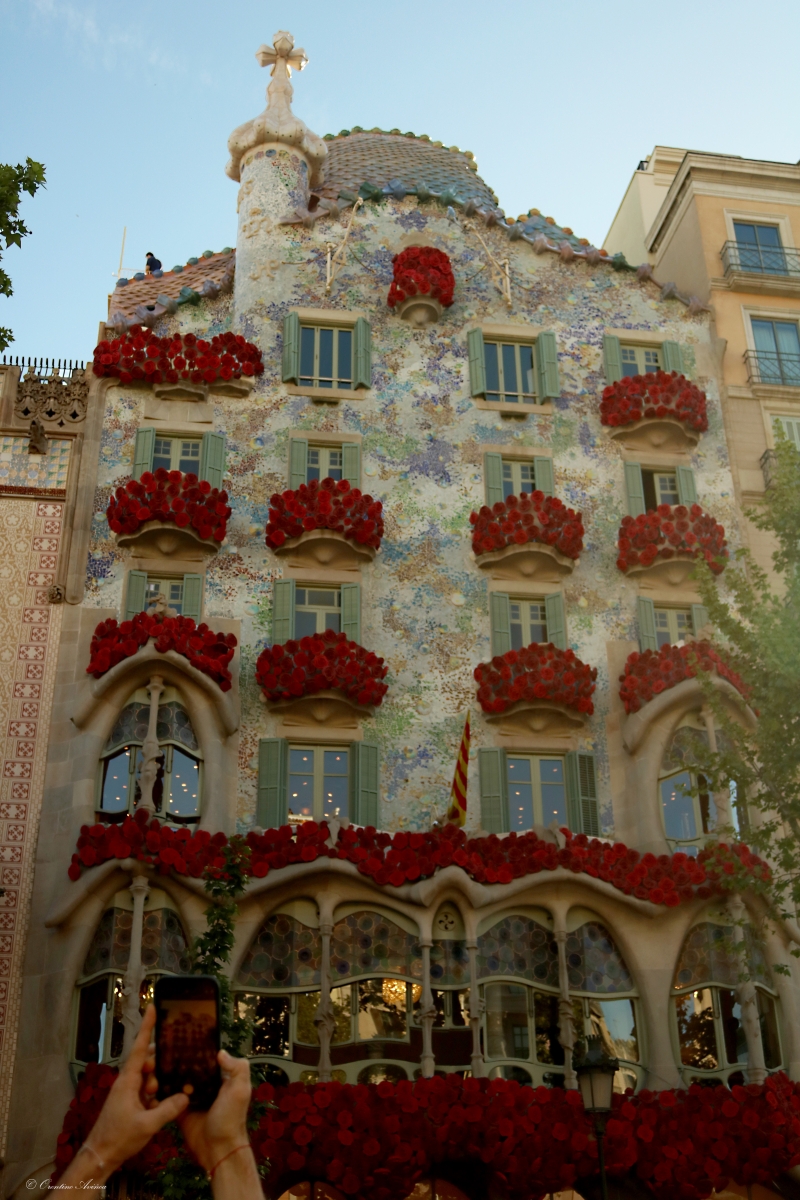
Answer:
[
  {"left": 2, "top": 35, "right": 798, "bottom": 1200},
  {"left": 605, "top": 147, "right": 800, "bottom": 576}
]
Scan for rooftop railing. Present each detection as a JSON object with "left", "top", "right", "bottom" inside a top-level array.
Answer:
[
  {"left": 721, "top": 241, "right": 800, "bottom": 279},
  {"left": 1, "top": 355, "right": 86, "bottom": 378},
  {"left": 744, "top": 349, "right": 800, "bottom": 388}
]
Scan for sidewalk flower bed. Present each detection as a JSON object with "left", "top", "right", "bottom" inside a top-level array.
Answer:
[
  {"left": 86, "top": 611, "right": 237, "bottom": 690},
  {"left": 601, "top": 371, "right": 708, "bottom": 433},
  {"left": 387, "top": 246, "right": 455, "bottom": 309},
  {"left": 475, "top": 644, "right": 597, "bottom": 716},
  {"left": 92, "top": 327, "right": 263, "bottom": 385},
  {"left": 55, "top": 1060, "right": 800, "bottom": 1200},
  {"left": 617, "top": 504, "right": 728, "bottom": 574},
  {"left": 266, "top": 478, "right": 384, "bottom": 551},
  {"left": 68, "top": 813, "right": 769, "bottom": 902},
  {"left": 256, "top": 631, "right": 388, "bottom": 708},
  {"left": 106, "top": 469, "right": 231, "bottom": 542},
  {"left": 619, "top": 641, "right": 749, "bottom": 714},
  {"left": 470, "top": 492, "right": 584, "bottom": 559}
]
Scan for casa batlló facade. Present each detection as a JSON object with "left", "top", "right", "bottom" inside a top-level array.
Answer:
[{"left": 1, "top": 31, "right": 799, "bottom": 1200}]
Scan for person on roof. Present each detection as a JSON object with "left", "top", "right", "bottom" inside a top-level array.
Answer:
[{"left": 145, "top": 252, "right": 162, "bottom": 274}]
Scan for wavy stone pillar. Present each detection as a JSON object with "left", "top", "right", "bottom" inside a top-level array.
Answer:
[
  {"left": 729, "top": 896, "right": 767, "bottom": 1083},
  {"left": 555, "top": 927, "right": 577, "bottom": 1088},
  {"left": 137, "top": 675, "right": 164, "bottom": 817},
  {"left": 418, "top": 943, "right": 437, "bottom": 1078},
  {"left": 314, "top": 919, "right": 334, "bottom": 1082},
  {"left": 467, "top": 941, "right": 485, "bottom": 1077},
  {"left": 121, "top": 874, "right": 150, "bottom": 1059}
]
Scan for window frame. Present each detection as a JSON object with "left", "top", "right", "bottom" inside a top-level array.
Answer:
[
  {"left": 505, "top": 753, "right": 567, "bottom": 830},
  {"left": 299, "top": 324, "right": 354, "bottom": 391},
  {"left": 483, "top": 339, "right": 537, "bottom": 406},
  {"left": 287, "top": 743, "right": 350, "bottom": 823},
  {"left": 746, "top": 312, "right": 800, "bottom": 388},
  {"left": 294, "top": 586, "right": 342, "bottom": 637},
  {"left": 508, "top": 598, "right": 549, "bottom": 649},
  {"left": 658, "top": 767, "right": 715, "bottom": 852},
  {"left": 501, "top": 459, "right": 536, "bottom": 499},
  {"left": 306, "top": 444, "right": 344, "bottom": 484},
  {"left": 620, "top": 344, "right": 661, "bottom": 376},
  {"left": 144, "top": 575, "right": 186, "bottom": 615},
  {"left": 672, "top": 982, "right": 782, "bottom": 1084},
  {"left": 642, "top": 467, "right": 679, "bottom": 510},
  {"left": 653, "top": 606, "right": 692, "bottom": 649},
  {"left": 152, "top": 435, "right": 202, "bottom": 475}
]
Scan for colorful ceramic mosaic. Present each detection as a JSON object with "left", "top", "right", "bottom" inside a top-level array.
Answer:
[
  {"left": 236, "top": 914, "right": 322, "bottom": 989},
  {"left": 330, "top": 911, "right": 423, "bottom": 980},
  {"left": 81, "top": 906, "right": 190, "bottom": 976},
  {"left": 476, "top": 916, "right": 559, "bottom": 987},
  {"left": 0, "top": 437, "right": 70, "bottom": 493},
  {"left": 673, "top": 921, "right": 768, "bottom": 991},
  {"left": 565, "top": 922, "right": 633, "bottom": 994}
]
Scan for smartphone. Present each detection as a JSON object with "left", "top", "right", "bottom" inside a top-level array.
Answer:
[{"left": 154, "top": 975, "right": 222, "bottom": 1110}]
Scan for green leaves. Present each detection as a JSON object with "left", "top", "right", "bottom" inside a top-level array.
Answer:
[{"left": 0, "top": 157, "right": 46, "bottom": 351}]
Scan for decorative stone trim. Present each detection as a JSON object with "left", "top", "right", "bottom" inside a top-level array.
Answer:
[
  {"left": 114, "top": 518, "right": 221, "bottom": 558},
  {"left": 394, "top": 295, "right": 443, "bottom": 328},
  {"left": 483, "top": 698, "right": 588, "bottom": 736},
  {"left": 623, "top": 553, "right": 700, "bottom": 590},
  {"left": 622, "top": 675, "right": 756, "bottom": 755},
  {"left": 270, "top": 528, "right": 377, "bottom": 570},
  {"left": 607, "top": 416, "right": 701, "bottom": 454},
  {"left": 474, "top": 540, "right": 576, "bottom": 583},
  {"left": 264, "top": 689, "right": 375, "bottom": 728}
]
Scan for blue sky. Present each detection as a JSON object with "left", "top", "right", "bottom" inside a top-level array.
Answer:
[{"left": 2, "top": 0, "right": 800, "bottom": 361}]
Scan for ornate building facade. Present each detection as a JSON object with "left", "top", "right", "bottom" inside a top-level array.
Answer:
[{"left": 1, "top": 32, "right": 797, "bottom": 1200}]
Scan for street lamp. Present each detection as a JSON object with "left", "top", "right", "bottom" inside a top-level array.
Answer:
[{"left": 574, "top": 1035, "right": 618, "bottom": 1200}]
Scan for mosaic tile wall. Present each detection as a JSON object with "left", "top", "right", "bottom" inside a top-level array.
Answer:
[
  {"left": 0, "top": 437, "right": 71, "bottom": 494},
  {"left": 81, "top": 191, "right": 737, "bottom": 839}
]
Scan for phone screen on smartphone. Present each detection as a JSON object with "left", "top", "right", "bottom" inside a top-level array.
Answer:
[{"left": 155, "top": 975, "right": 222, "bottom": 1110}]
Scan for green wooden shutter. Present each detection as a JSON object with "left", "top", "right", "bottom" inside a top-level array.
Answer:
[
  {"left": 691, "top": 603, "right": 710, "bottom": 637},
  {"left": 636, "top": 596, "right": 658, "bottom": 653},
  {"left": 662, "top": 341, "right": 684, "bottom": 374},
  {"left": 133, "top": 428, "right": 155, "bottom": 480},
  {"left": 200, "top": 432, "right": 226, "bottom": 490},
  {"left": 289, "top": 438, "right": 308, "bottom": 490},
  {"left": 478, "top": 748, "right": 508, "bottom": 834},
  {"left": 565, "top": 751, "right": 599, "bottom": 837},
  {"left": 354, "top": 318, "right": 372, "bottom": 389},
  {"left": 272, "top": 579, "right": 295, "bottom": 644},
  {"left": 257, "top": 738, "right": 288, "bottom": 829},
  {"left": 125, "top": 570, "right": 148, "bottom": 621},
  {"left": 535, "top": 331, "right": 560, "bottom": 400},
  {"left": 342, "top": 442, "right": 361, "bottom": 488},
  {"left": 602, "top": 334, "right": 623, "bottom": 384},
  {"left": 350, "top": 741, "right": 379, "bottom": 827},
  {"left": 545, "top": 593, "right": 566, "bottom": 650},
  {"left": 467, "top": 328, "right": 486, "bottom": 397},
  {"left": 534, "top": 456, "right": 554, "bottom": 497},
  {"left": 341, "top": 583, "right": 361, "bottom": 644},
  {"left": 490, "top": 592, "right": 511, "bottom": 657},
  {"left": 484, "top": 452, "right": 504, "bottom": 507},
  {"left": 282, "top": 312, "right": 301, "bottom": 383},
  {"left": 624, "top": 462, "right": 646, "bottom": 517},
  {"left": 181, "top": 573, "right": 203, "bottom": 622},
  {"left": 676, "top": 466, "right": 697, "bottom": 506}
]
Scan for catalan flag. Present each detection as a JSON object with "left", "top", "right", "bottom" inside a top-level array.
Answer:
[{"left": 446, "top": 711, "right": 470, "bottom": 827}]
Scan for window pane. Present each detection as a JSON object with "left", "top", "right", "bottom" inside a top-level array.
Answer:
[
  {"left": 337, "top": 329, "right": 352, "bottom": 387},
  {"left": 719, "top": 988, "right": 747, "bottom": 1066},
  {"left": 109, "top": 976, "right": 125, "bottom": 1060},
  {"left": 485, "top": 343, "right": 500, "bottom": 401},
  {"left": 485, "top": 982, "right": 529, "bottom": 1059},
  {"left": 101, "top": 748, "right": 134, "bottom": 813},
  {"left": 306, "top": 448, "right": 320, "bottom": 483},
  {"left": 300, "top": 326, "right": 316, "bottom": 383},
  {"left": 358, "top": 979, "right": 407, "bottom": 1040},
  {"left": 178, "top": 441, "right": 201, "bottom": 475},
  {"left": 644, "top": 349, "right": 660, "bottom": 373},
  {"left": 733, "top": 222, "right": 758, "bottom": 245},
  {"left": 452, "top": 988, "right": 469, "bottom": 1028},
  {"left": 327, "top": 449, "right": 343, "bottom": 481},
  {"left": 75, "top": 977, "right": 108, "bottom": 1063},
  {"left": 661, "top": 772, "right": 698, "bottom": 841},
  {"left": 675, "top": 989, "right": 718, "bottom": 1069},
  {"left": 589, "top": 998, "right": 638, "bottom": 1062},
  {"left": 527, "top": 601, "right": 547, "bottom": 645},
  {"left": 654, "top": 609, "right": 671, "bottom": 649},
  {"left": 507, "top": 757, "right": 533, "bottom": 830},
  {"left": 509, "top": 602, "right": 524, "bottom": 652},
  {"left": 757, "top": 990, "right": 781, "bottom": 1069},
  {"left": 539, "top": 759, "right": 566, "bottom": 827},
  {"left": 502, "top": 343, "right": 518, "bottom": 400},
  {"left": 168, "top": 748, "right": 200, "bottom": 818},
  {"left": 502, "top": 461, "right": 515, "bottom": 501},
  {"left": 294, "top": 611, "right": 317, "bottom": 638},
  {"left": 655, "top": 472, "right": 679, "bottom": 505},
  {"left": 295, "top": 991, "right": 320, "bottom": 1044},
  {"left": 153, "top": 438, "right": 172, "bottom": 472},
  {"left": 621, "top": 347, "right": 639, "bottom": 377},
  {"left": 237, "top": 994, "right": 290, "bottom": 1057},
  {"left": 331, "top": 985, "right": 353, "bottom": 1043},
  {"left": 289, "top": 749, "right": 315, "bottom": 818},
  {"left": 308, "top": 590, "right": 337, "bottom": 607},
  {"left": 323, "top": 749, "right": 349, "bottom": 820},
  {"left": 755, "top": 225, "right": 782, "bottom": 249},
  {"left": 752, "top": 319, "right": 778, "bottom": 355},
  {"left": 519, "top": 344, "right": 535, "bottom": 397},
  {"left": 533, "top": 991, "right": 563, "bottom": 1064},
  {"left": 318, "top": 327, "right": 334, "bottom": 386},
  {"left": 519, "top": 463, "right": 534, "bottom": 493}
]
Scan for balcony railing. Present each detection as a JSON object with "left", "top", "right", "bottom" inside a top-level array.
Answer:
[
  {"left": 745, "top": 349, "right": 800, "bottom": 388},
  {"left": 721, "top": 240, "right": 800, "bottom": 279}
]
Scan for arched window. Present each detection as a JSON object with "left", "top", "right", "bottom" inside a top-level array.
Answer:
[
  {"left": 97, "top": 687, "right": 202, "bottom": 823},
  {"left": 658, "top": 717, "right": 744, "bottom": 852},
  {"left": 478, "top": 910, "right": 641, "bottom": 1090},
  {"left": 73, "top": 890, "right": 190, "bottom": 1066},
  {"left": 673, "top": 919, "right": 781, "bottom": 1085}
]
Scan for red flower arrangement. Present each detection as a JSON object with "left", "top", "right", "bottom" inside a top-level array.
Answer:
[
  {"left": 474, "top": 644, "right": 597, "bottom": 717},
  {"left": 601, "top": 371, "right": 708, "bottom": 433},
  {"left": 106, "top": 469, "right": 231, "bottom": 543},
  {"left": 470, "top": 492, "right": 584, "bottom": 560},
  {"left": 53, "top": 1066, "right": 800, "bottom": 1200},
  {"left": 68, "top": 813, "right": 770, "bottom": 903},
  {"left": 86, "top": 611, "right": 237, "bottom": 691},
  {"left": 387, "top": 246, "right": 455, "bottom": 309},
  {"left": 617, "top": 504, "right": 728, "bottom": 574},
  {"left": 256, "top": 631, "right": 388, "bottom": 709},
  {"left": 266, "top": 478, "right": 384, "bottom": 552},
  {"left": 619, "top": 640, "right": 749, "bottom": 715},
  {"left": 92, "top": 326, "right": 263, "bottom": 386}
]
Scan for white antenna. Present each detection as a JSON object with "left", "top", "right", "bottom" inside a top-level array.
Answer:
[{"left": 114, "top": 227, "right": 136, "bottom": 279}]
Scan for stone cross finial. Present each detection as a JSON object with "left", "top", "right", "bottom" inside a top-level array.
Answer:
[{"left": 254, "top": 31, "right": 308, "bottom": 132}]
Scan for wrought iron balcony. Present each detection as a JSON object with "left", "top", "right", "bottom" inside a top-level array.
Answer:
[
  {"left": 760, "top": 449, "right": 777, "bottom": 490},
  {"left": 721, "top": 240, "right": 800, "bottom": 279},
  {"left": 744, "top": 350, "right": 800, "bottom": 388}
]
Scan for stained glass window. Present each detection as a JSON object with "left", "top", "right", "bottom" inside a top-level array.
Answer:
[
  {"left": 429, "top": 937, "right": 470, "bottom": 987},
  {"left": 476, "top": 916, "right": 560, "bottom": 987},
  {"left": 565, "top": 923, "right": 634, "bottom": 994},
  {"left": 673, "top": 922, "right": 768, "bottom": 990},
  {"left": 330, "top": 911, "right": 423, "bottom": 981},
  {"left": 236, "top": 914, "right": 322, "bottom": 989}
]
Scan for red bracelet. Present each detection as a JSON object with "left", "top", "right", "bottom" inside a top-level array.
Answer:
[{"left": 208, "top": 1143, "right": 251, "bottom": 1180}]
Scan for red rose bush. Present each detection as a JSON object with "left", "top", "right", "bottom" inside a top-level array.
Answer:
[
  {"left": 617, "top": 504, "right": 728, "bottom": 574},
  {"left": 475, "top": 644, "right": 597, "bottom": 717},
  {"left": 86, "top": 611, "right": 236, "bottom": 691},
  {"left": 54, "top": 1064, "right": 800, "bottom": 1200},
  {"left": 470, "top": 492, "right": 584, "bottom": 560},
  {"left": 387, "top": 246, "right": 455, "bottom": 309},
  {"left": 601, "top": 371, "right": 708, "bottom": 433},
  {"left": 106, "top": 469, "right": 231, "bottom": 543},
  {"left": 266, "top": 477, "right": 384, "bottom": 552},
  {"left": 256, "top": 631, "right": 388, "bottom": 709},
  {"left": 92, "top": 327, "right": 263, "bottom": 386},
  {"left": 619, "top": 640, "right": 749, "bottom": 715}
]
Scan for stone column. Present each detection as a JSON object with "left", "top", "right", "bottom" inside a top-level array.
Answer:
[
  {"left": 701, "top": 705, "right": 733, "bottom": 831},
  {"left": 729, "top": 896, "right": 767, "bottom": 1083},
  {"left": 467, "top": 941, "right": 485, "bottom": 1077},
  {"left": 314, "top": 919, "right": 334, "bottom": 1082},
  {"left": 418, "top": 943, "right": 437, "bottom": 1078},
  {"left": 121, "top": 874, "right": 150, "bottom": 1059},
  {"left": 555, "top": 927, "right": 577, "bottom": 1088},
  {"left": 137, "top": 675, "right": 164, "bottom": 817}
]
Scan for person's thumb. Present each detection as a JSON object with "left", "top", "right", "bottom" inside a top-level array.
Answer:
[{"left": 149, "top": 1092, "right": 189, "bottom": 1128}]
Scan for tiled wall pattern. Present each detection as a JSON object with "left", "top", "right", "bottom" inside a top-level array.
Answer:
[
  {"left": 0, "top": 499, "right": 63, "bottom": 1155},
  {"left": 0, "top": 437, "right": 71, "bottom": 493}
]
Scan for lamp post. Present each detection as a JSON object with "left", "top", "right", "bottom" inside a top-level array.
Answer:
[{"left": 574, "top": 1035, "right": 618, "bottom": 1200}]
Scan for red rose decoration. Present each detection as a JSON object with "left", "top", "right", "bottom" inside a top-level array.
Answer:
[
  {"left": 616, "top": 504, "right": 728, "bottom": 575},
  {"left": 86, "top": 611, "right": 237, "bottom": 691},
  {"left": 256, "top": 630, "right": 388, "bottom": 709},
  {"left": 387, "top": 246, "right": 455, "bottom": 309},
  {"left": 474, "top": 643, "right": 597, "bottom": 717},
  {"left": 106, "top": 468, "right": 231, "bottom": 542},
  {"left": 601, "top": 370, "right": 708, "bottom": 433},
  {"left": 92, "top": 326, "right": 263, "bottom": 385},
  {"left": 265, "top": 478, "right": 384, "bottom": 553},
  {"left": 618, "top": 640, "right": 748, "bottom": 715},
  {"left": 470, "top": 492, "right": 584, "bottom": 560}
]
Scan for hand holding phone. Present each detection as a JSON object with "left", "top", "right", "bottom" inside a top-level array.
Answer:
[{"left": 155, "top": 975, "right": 222, "bottom": 1110}]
